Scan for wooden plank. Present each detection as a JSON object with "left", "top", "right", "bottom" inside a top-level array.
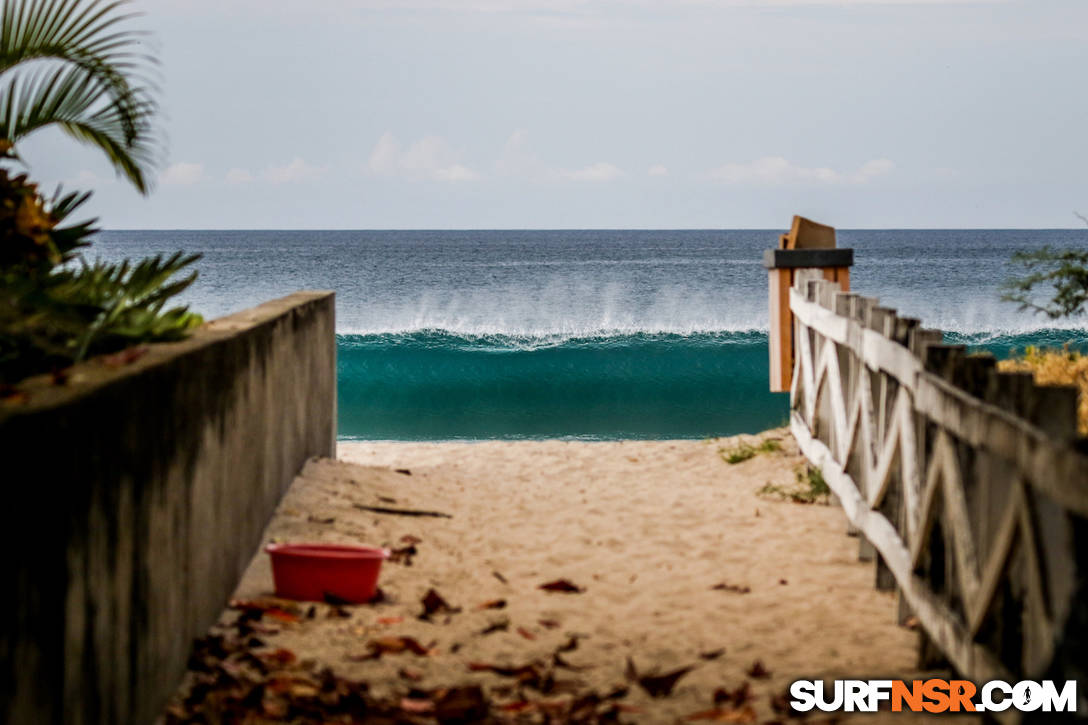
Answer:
[
  {"left": 767, "top": 268, "right": 793, "bottom": 392},
  {"left": 914, "top": 373, "right": 1088, "bottom": 518}
]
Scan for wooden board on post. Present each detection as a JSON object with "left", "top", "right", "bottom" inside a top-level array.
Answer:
[{"left": 763, "top": 219, "right": 852, "bottom": 393}]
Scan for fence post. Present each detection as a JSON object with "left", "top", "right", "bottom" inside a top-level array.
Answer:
[{"left": 763, "top": 218, "right": 853, "bottom": 393}]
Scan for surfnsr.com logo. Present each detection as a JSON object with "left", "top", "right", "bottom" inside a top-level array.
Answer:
[{"left": 789, "top": 679, "right": 1078, "bottom": 714}]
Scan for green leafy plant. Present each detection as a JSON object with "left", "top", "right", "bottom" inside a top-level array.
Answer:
[
  {"left": 720, "top": 437, "right": 782, "bottom": 464},
  {"left": 759, "top": 465, "right": 830, "bottom": 504},
  {"left": 1002, "top": 212, "right": 1088, "bottom": 320},
  {"left": 1001, "top": 246, "right": 1088, "bottom": 319},
  {"left": 0, "top": 187, "right": 201, "bottom": 383},
  {"left": 0, "top": 0, "right": 201, "bottom": 386}
]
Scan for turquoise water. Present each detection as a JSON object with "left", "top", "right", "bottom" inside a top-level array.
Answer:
[
  {"left": 92, "top": 229, "right": 1088, "bottom": 440},
  {"left": 337, "top": 331, "right": 779, "bottom": 440},
  {"left": 335, "top": 329, "right": 1087, "bottom": 441}
]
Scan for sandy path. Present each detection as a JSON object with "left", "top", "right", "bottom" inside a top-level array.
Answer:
[{"left": 180, "top": 430, "right": 963, "bottom": 723}]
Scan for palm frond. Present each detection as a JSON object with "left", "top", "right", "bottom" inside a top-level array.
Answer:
[
  {"left": 0, "top": 61, "right": 156, "bottom": 189},
  {"left": 0, "top": 0, "right": 159, "bottom": 191}
]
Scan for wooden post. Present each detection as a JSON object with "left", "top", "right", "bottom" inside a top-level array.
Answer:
[{"left": 764, "top": 224, "right": 853, "bottom": 393}]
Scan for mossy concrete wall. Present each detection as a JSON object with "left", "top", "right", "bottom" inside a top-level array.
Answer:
[{"left": 0, "top": 292, "right": 336, "bottom": 725}]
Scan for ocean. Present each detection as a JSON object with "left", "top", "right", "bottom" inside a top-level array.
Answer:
[{"left": 91, "top": 230, "right": 1088, "bottom": 440}]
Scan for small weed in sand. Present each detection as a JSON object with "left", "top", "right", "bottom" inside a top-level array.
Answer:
[
  {"left": 759, "top": 465, "right": 830, "bottom": 504},
  {"left": 720, "top": 437, "right": 782, "bottom": 464},
  {"left": 722, "top": 443, "right": 756, "bottom": 464}
]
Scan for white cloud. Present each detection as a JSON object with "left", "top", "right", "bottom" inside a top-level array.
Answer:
[
  {"left": 707, "top": 156, "right": 894, "bottom": 186},
  {"left": 265, "top": 157, "right": 325, "bottom": 184},
  {"left": 647, "top": 164, "right": 669, "bottom": 177},
  {"left": 225, "top": 168, "right": 254, "bottom": 184},
  {"left": 368, "top": 132, "right": 479, "bottom": 182},
  {"left": 160, "top": 162, "right": 206, "bottom": 186},
  {"left": 562, "top": 162, "right": 624, "bottom": 182},
  {"left": 495, "top": 129, "right": 545, "bottom": 178},
  {"left": 495, "top": 130, "right": 624, "bottom": 183},
  {"left": 433, "top": 164, "right": 479, "bottom": 181}
]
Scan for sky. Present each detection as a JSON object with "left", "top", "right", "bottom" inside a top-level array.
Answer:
[{"left": 19, "top": 0, "right": 1088, "bottom": 229}]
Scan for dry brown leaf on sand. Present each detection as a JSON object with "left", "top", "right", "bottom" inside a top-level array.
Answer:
[
  {"left": 539, "top": 578, "right": 584, "bottom": 593},
  {"left": 419, "top": 588, "right": 460, "bottom": 619},
  {"left": 476, "top": 598, "right": 507, "bottom": 610},
  {"left": 352, "top": 635, "right": 431, "bottom": 660},
  {"left": 387, "top": 544, "right": 418, "bottom": 565},
  {"left": 746, "top": 660, "right": 772, "bottom": 679},
  {"left": 625, "top": 657, "right": 695, "bottom": 697}
]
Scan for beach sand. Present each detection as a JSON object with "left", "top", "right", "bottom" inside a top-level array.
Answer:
[{"left": 174, "top": 430, "right": 967, "bottom": 723}]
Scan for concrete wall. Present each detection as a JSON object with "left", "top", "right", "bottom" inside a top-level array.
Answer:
[{"left": 0, "top": 292, "right": 336, "bottom": 725}]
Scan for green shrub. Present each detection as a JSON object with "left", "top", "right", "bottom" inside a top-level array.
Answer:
[
  {"left": 0, "top": 179, "right": 201, "bottom": 384},
  {"left": 720, "top": 437, "right": 782, "bottom": 464},
  {"left": 0, "top": 1, "right": 201, "bottom": 386},
  {"left": 758, "top": 465, "right": 830, "bottom": 504}
]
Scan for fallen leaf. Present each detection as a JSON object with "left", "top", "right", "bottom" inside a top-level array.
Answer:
[
  {"left": 778, "top": 579, "right": 788, "bottom": 585},
  {"left": 539, "top": 579, "right": 584, "bottom": 593},
  {"left": 493, "top": 571, "right": 508, "bottom": 584},
  {"left": 539, "top": 618, "right": 560, "bottom": 629},
  {"left": 420, "top": 588, "right": 460, "bottom": 619},
  {"left": 476, "top": 599, "right": 507, "bottom": 610},
  {"left": 359, "top": 636, "right": 431, "bottom": 659},
  {"left": 480, "top": 618, "right": 509, "bottom": 635},
  {"left": 516, "top": 626, "right": 536, "bottom": 641},
  {"left": 711, "top": 583, "right": 751, "bottom": 594},
  {"left": 400, "top": 534, "right": 422, "bottom": 545},
  {"left": 746, "top": 660, "right": 771, "bottom": 679},
  {"left": 637, "top": 666, "right": 695, "bottom": 697},
  {"left": 262, "top": 648, "right": 297, "bottom": 666},
  {"left": 400, "top": 697, "right": 434, "bottom": 713},
  {"left": 433, "top": 686, "right": 487, "bottom": 721},
  {"left": 626, "top": 657, "right": 695, "bottom": 697},
  {"left": 377, "top": 616, "right": 404, "bottom": 626},
  {"left": 556, "top": 635, "right": 581, "bottom": 653},
  {"left": 388, "top": 544, "right": 417, "bottom": 566},
  {"left": 552, "top": 653, "right": 593, "bottom": 671},
  {"left": 395, "top": 468, "right": 412, "bottom": 475},
  {"left": 466, "top": 662, "right": 544, "bottom": 686},
  {"left": 229, "top": 599, "right": 301, "bottom": 623}
]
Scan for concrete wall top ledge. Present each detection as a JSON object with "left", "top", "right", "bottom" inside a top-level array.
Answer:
[{"left": 0, "top": 290, "right": 335, "bottom": 423}]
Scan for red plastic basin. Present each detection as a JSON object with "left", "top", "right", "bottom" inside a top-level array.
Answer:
[{"left": 265, "top": 543, "right": 389, "bottom": 603}]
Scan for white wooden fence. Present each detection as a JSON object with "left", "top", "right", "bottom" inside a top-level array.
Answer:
[{"left": 789, "top": 276, "right": 1088, "bottom": 703}]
